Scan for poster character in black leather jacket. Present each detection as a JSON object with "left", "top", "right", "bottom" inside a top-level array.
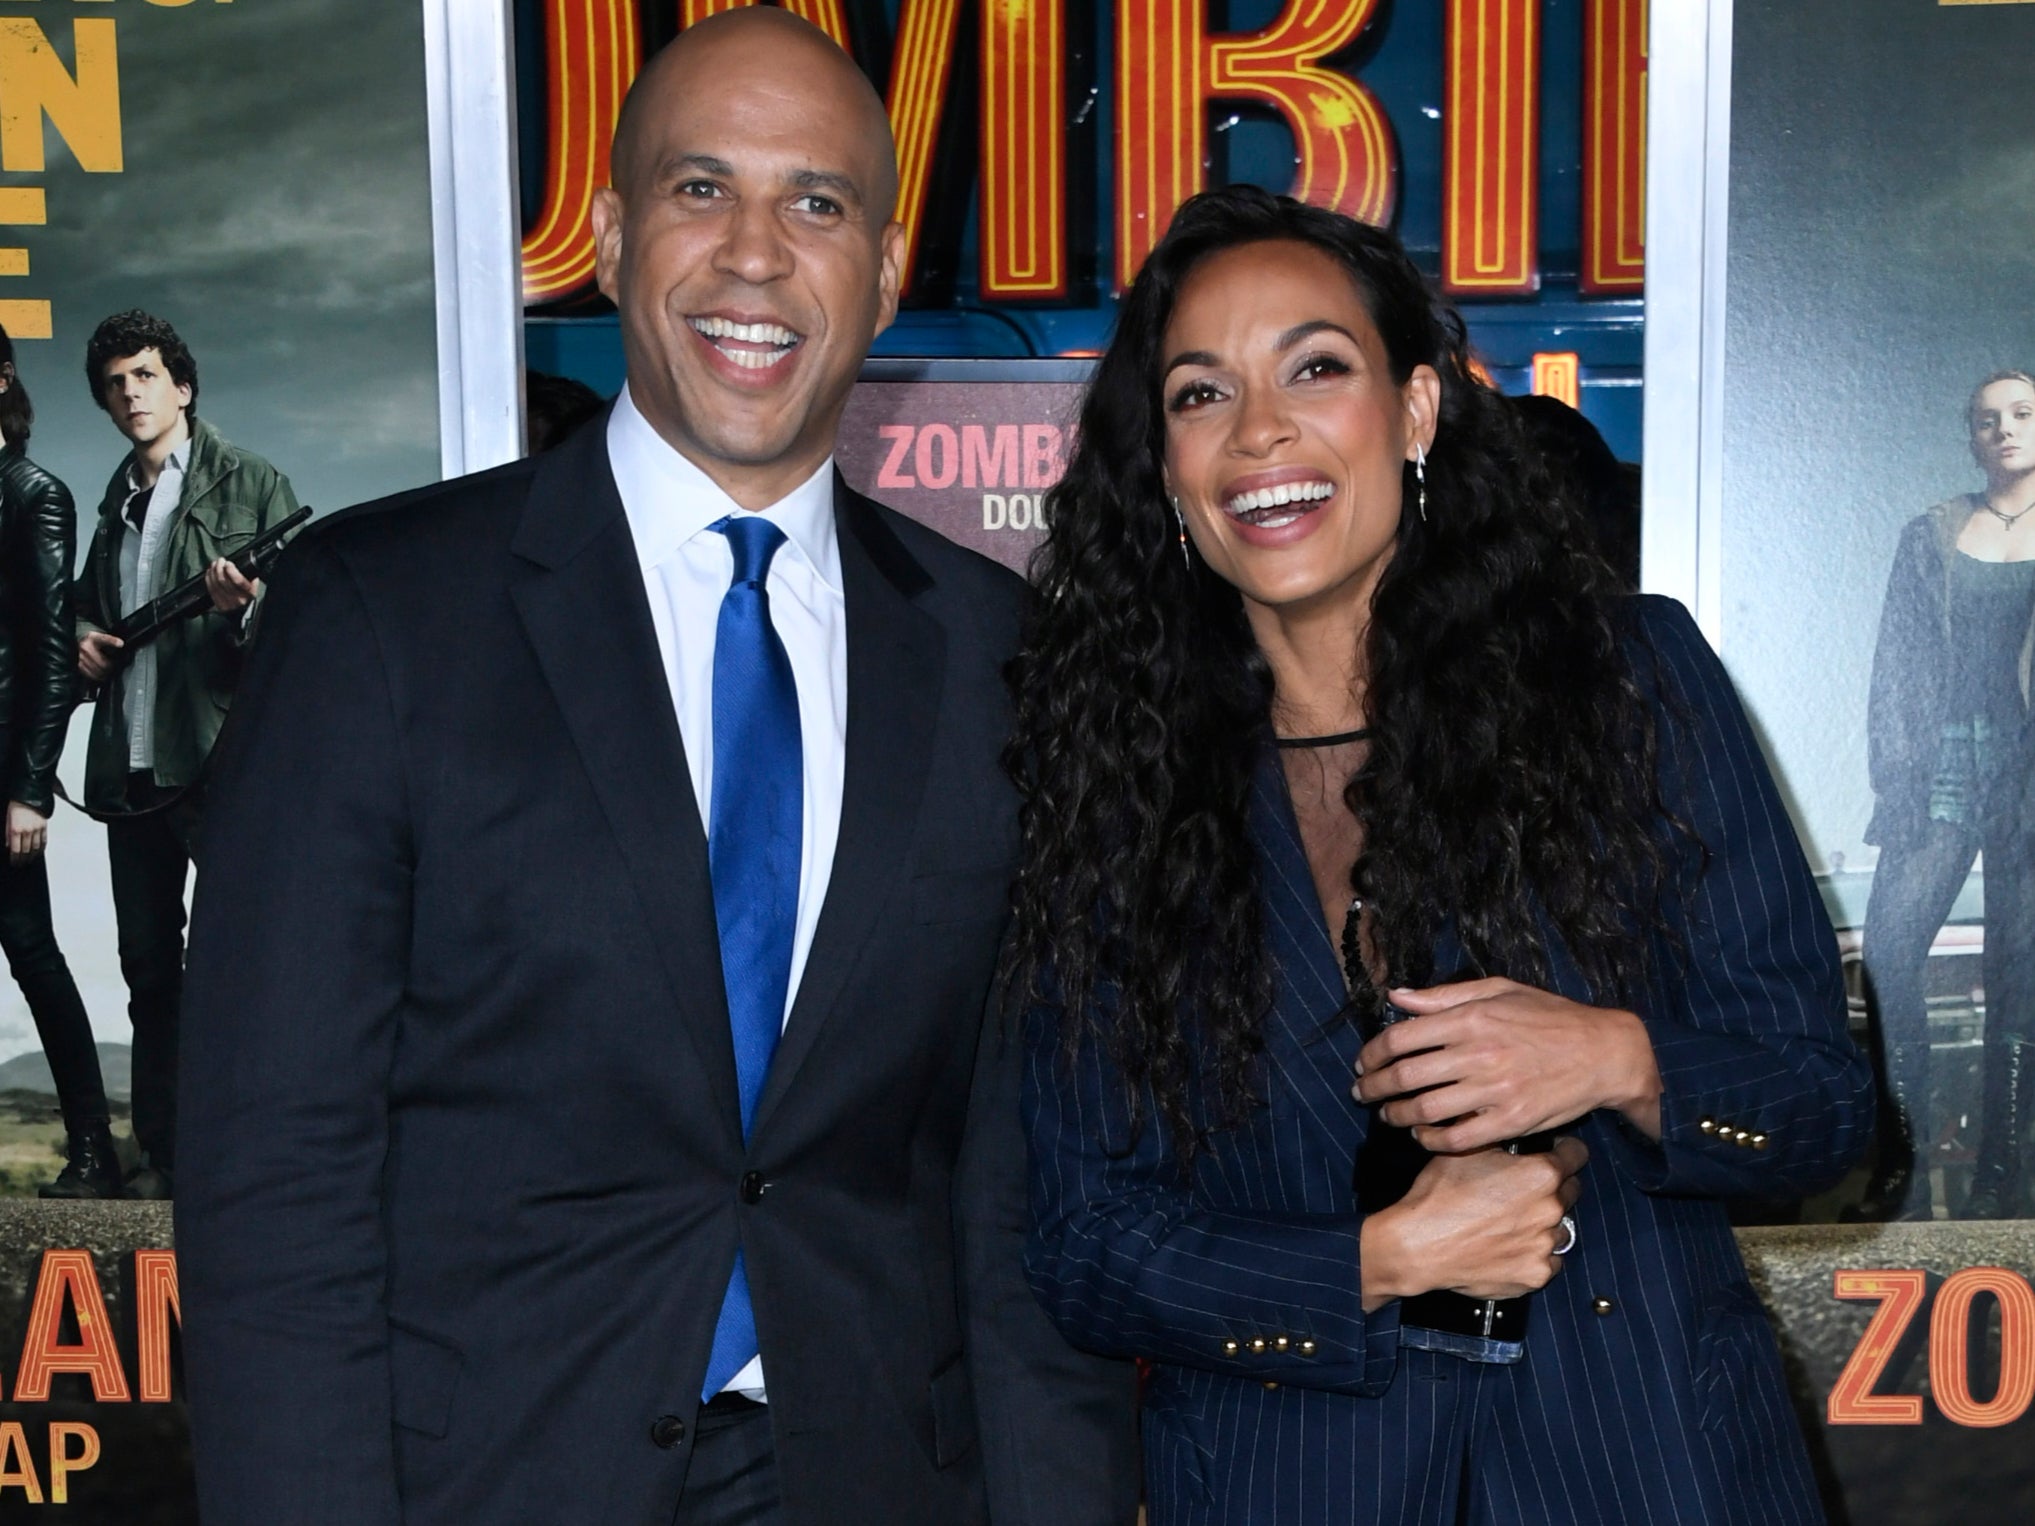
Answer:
[{"left": 0, "top": 323, "right": 118, "bottom": 1198}]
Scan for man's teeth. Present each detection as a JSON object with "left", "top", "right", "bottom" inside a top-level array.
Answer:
[
  {"left": 690, "top": 316, "right": 801, "bottom": 350},
  {"left": 1224, "top": 481, "right": 1334, "bottom": 516}
]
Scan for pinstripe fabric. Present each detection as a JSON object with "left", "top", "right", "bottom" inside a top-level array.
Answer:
[{"left": 1023, "top": 597, "right": 1872, "bottom": 1525}]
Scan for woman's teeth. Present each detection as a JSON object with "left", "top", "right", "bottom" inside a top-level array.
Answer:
[{"left": 1223, "top": 481, "right": 1334, "bottom": 526}]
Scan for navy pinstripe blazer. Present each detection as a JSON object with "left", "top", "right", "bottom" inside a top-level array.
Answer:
[{"left": 1023, "top": 596, "right": 1873, "bottom": 1525}]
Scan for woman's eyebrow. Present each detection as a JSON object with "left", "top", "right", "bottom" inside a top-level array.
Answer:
[{"left": 1274, "top": 319, "right": 1359, "bottom": 351}]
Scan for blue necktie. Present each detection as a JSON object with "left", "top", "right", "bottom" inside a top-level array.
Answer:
[{"left": 700, "top": 514, "right": 802, "bottom": 1400}]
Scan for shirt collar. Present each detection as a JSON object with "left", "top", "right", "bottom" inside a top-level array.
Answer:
[
  {"left": 607, "top": 383, "right": 841, "bottom": 595},
  {"left": 124, "top": 437, "right": 191, "bottom": 500}
]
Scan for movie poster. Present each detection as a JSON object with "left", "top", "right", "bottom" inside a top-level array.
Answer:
[
  {"left": 0, "top": 4, "right": 440, "bottom": 1518},
  {"left": 1704, "top": 1, "right": 2035, "bottom": 1518},
  {"left": 835, "top": 361, "right": 1089, "bottom": 575}
]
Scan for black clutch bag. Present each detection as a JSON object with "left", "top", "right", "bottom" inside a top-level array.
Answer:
[{"left": 1346, "top": 923, "right": 1545, "bottom": 1363}]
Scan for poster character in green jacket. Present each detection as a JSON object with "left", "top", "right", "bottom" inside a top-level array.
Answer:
[{"left": 73, "top": 310, "right": 301, "bottom": 1201}]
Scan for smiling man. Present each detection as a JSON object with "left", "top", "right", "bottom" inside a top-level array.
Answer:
[
  {"left": 174, "top": 12, "right": 1135, "bottom": 1526},
  {"left": 73, "top": 309, "right": 298, "bottom": 1200}
]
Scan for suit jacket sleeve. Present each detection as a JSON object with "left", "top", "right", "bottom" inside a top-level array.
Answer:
[
  {"left": 1602, "top": 595, "right": 1875, "bottom": 1200},
  {"left": 957, "top": 994, "right": 1142, "bottom": 1526},
  {"left": 176, "top": 531, "right": 410, "bottom": 1524},
  {"left": 1022, "top": 999, "right": 1403, "bottom": 1398}
]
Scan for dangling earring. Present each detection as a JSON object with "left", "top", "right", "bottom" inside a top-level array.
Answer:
[
  {"left": 1413, "top": 442, "right": 1428, "bottom": 522},
  {"left": 1170, "top": 494, "right": 1190, "bottom": 571}
]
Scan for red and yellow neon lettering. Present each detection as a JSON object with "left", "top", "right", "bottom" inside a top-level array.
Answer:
[
  {"left": 1443, "top": 0, "right": 1538, "bottom": 295},
  {"left": 1114, "top": 0, "right": 1394, "bottom": 290},
  {"left": 1581, "top": 0, "right": 1645, "bottom": 293}
]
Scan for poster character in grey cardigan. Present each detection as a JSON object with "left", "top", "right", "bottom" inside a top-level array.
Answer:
[{"left": 1854, "top": 372, "right": 2035, "bottom": 1222}]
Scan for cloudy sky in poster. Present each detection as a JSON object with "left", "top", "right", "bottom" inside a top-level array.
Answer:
[
  {"left": 15, "top": 0, "right": 439, "bottom": 508},
  {"left": 0, "top": 0, "right": 440, "bottom": 1062}
]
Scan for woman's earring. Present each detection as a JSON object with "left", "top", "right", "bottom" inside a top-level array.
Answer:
[
  {"left": 1170, "top": 494, "right": 1191, "bottom": 571},
  {"left": 1414, "top": 443, "right": 1428, "bottom": 522}
]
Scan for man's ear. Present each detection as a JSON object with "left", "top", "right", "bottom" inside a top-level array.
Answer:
[
  {"left": 871, "top": 220, "right": 905, "bottom": 340},
  {"left": 592, "top": 186, "right": 626, "bottom": 305}
]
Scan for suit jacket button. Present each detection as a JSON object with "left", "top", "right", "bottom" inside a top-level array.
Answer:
[
  {"left": 1592, "top": 1297, "right": 1615, "bottom": 1316},
  {"left": 650, "top": 1415, "right": 686, "bottom": 1449},
  {"left": 740, "top": 1172, "right": 767, "bottom": 1204}
]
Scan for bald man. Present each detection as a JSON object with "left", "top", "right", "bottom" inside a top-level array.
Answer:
[{"left": 174, "top": 13, "right": 1137, "bottom": 1525}]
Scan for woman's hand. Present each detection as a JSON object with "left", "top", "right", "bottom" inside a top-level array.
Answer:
[
  {"left": 1353, "top": 977, "right": 1664, "bottom": 1151},
  {"left": 1359, "top": 1137, "right": 1587, "bottom": 1309}
]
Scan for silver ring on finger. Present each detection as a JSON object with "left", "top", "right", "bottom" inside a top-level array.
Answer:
[{"left": 1553, "top": 1214, "right": 1578, "bottom": 1257}]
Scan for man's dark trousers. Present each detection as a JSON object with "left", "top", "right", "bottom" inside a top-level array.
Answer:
[{"left": 109, "top": 771, "right": 199, "bottom": 1171}]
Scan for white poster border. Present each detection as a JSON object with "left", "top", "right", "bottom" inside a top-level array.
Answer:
[
  {"left": 423, "top": 0, "right": 526, "bottom": 479},
  {"left": 1640, "top": 0, "right": 1734, "bottom": 645}
]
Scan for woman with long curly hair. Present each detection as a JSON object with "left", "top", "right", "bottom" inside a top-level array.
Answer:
[{"left": 1005, "top": 186, "right": 1873, "bottom": 1524}]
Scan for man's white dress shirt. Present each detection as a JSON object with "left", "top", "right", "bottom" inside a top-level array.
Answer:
[{"left": 607, "top": 384, "right": 848, "bottom": 1402}]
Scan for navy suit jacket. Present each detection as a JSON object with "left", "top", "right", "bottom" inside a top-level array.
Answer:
[
  {"left": 175, "top": 419, "right": 1139, "bottom": 1526},
  {"left": 1024, "top": 596, "right": 1872, "bottom": 1525}
]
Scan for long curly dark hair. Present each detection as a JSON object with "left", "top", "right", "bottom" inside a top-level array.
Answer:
[{"left": 1004, "top": 186, "right": 1677, "bottom": 1162}]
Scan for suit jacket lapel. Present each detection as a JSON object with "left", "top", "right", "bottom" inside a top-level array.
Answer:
[
  {"left": 1250, "top": 753, "right": 1368, "bottom": 1163},
  {"left": 507, "top": 425, "right": 742, "bottom": 1142},
  {"left": 1251, "top": 752, "right": 1349, "bottom": 1029},
  {"left": 751, "top": 481, "right": 945, "bottom": 1136}
]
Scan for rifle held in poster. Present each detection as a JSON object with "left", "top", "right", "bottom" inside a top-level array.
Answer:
[{"left": 101, "top": 504, "right": 312, "bottom": 664}]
